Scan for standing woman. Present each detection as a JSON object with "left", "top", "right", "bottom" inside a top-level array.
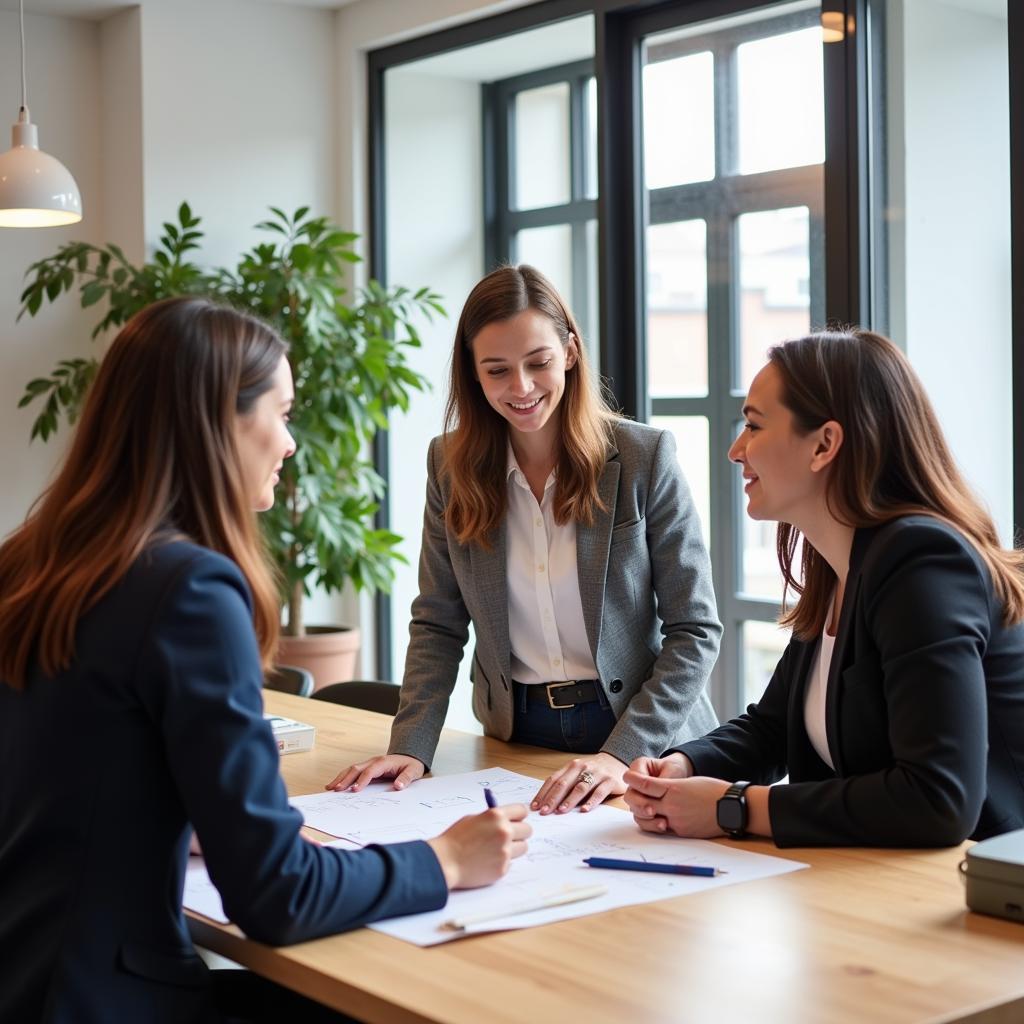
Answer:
[
  {"left": 328, "top": 265, "right": 721, "bottom": 813},
  {"left": 0, "top": 297, "right": 529, "bottom": 1023},
  {"left": 624, "top": 329, "right": 1024, "bottom": 847}
]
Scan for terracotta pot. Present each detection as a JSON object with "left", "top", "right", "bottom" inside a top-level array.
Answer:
[{"left": 277, "top": 625, "right": 361, "bottom": 692}]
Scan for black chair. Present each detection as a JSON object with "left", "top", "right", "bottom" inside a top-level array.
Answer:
[
  {"left": 310, "top": 680, "right": 401, "bottom": 716},
  {"left": 264, "top": 664, "right": 314, "bottom": 698}
]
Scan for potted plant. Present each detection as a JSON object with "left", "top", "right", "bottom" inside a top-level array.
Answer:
[{"left": 17, "top": 203, "right": 442, "bottom": 686}]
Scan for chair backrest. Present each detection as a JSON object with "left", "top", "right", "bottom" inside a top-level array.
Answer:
[
  {"left": 264, "top": 664, "right": 314, "bottom": 698},
  {"left": 310, "top": 680, "right": 401, "bottom": 716}
]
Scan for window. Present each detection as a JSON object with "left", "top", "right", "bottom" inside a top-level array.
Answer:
[
  {"left": 485, "top": 61, "right": 600, "bottom": 354},
  {"left": 639, "top": 4, "right": 824, "bottom": 716}
]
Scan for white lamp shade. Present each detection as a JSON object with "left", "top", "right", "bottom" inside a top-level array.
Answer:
[{"left": 0, "top": 118, "right": 82, "bottom": 227}]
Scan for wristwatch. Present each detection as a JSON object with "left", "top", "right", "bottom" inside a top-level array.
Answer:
[{"left": 716, "top": 781, "right": 753, "bottom": 838}]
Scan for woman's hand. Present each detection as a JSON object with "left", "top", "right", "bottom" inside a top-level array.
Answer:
[
  {"left": 530, "top": 752, "right": 628, "bottom": 814},
  {"left": 324, "top": 754, "right": 425, "bottom": 792},
  {"left": 622, "top": 770, "right": 731, "bottom": 839},
  {"left": 427, "top": 804, "right": 532, "bottom": 889}
]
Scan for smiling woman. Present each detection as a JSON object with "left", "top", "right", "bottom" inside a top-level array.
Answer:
[{"left": 326, "top": 264, "right": 722, "bottom": 817}]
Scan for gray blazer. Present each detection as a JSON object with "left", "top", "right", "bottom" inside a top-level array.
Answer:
[{"left": 388, "top": 419, "right": 722, "bottom": 768}]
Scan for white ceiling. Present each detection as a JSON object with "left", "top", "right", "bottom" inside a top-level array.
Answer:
[
  {"left": 395, "top": 14, "right": 593, "bottom": 82},
  {"left": 0, "top": 0, "right": 357, "bottom": 20}
]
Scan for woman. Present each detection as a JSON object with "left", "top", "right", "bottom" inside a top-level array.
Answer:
[
  {"left": 0, "top": 297, "right": 530, "bottom": 1024},
  {"left": 623, "top": 328, "right": 1024, "bottom": 847},
  {"left": 328, "top": 265, "right": 721, "bottom": 814}
]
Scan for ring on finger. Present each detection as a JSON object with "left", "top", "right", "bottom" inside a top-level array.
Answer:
[{"left": 576, "top": 770, "right": 595, "bottom": 787}]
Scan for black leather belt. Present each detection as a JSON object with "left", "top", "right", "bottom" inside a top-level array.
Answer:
[{"left": 517, "top": 680, "right": 602, "bottom": 710}]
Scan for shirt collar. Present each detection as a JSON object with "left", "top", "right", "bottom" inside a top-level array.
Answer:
[{"left": 505, "top": 441, "right": 556, "bottom": 492}]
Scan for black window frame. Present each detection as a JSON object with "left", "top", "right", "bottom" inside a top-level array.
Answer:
[{"left": 366, "top": 0, "right": 1024, "bottom": 701}]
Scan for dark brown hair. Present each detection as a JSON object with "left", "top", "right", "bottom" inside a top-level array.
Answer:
[
  {"left": 0, "top": 296, "right": 287, "bottom": 688},
  {"left": 442, "top": 264, "right": 617, "bottom": 546},
  {"left": 769, "top": 328, "right": 1024, "bottom": 638}
]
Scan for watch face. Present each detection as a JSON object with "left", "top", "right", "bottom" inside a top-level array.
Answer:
[{"left": 718, "top": 796, "right": 745, "bottom": 833}]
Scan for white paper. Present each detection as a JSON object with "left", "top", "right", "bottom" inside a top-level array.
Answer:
[
  {"left": 289, "top": 767, "right": 539, "bottom": 844},
  {"left": 183, "top": 838, "right": 360, "bottom": 924},
  {"left": 287, "top": 767, "right": 807, "bottom": 947},
  {"left": 369, "top": 804, "right": 808, "bottom": 945}
]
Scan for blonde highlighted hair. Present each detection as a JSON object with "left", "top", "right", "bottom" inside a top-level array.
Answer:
[
  {"left": 442, "top": 265, "right": 617, "bottom": 546},
  {"left": 770, "top": 328, "right": 1024, "bottom": 639}
]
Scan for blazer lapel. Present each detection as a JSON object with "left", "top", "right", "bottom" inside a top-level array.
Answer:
[
  {"left": 470, "top": 520, "right": 510, "bottom": 679},
  {"left": 824, "top": 526, "right": 875, "bottom": 772},
  {"left": 576, "top": 448, "right": 621, "bottom": 659}
]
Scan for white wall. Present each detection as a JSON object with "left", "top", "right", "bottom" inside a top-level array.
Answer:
[
  {"left": 0, "top": 12, "right": 103, "bottom": 538},
  {"left": 889, "top": 0, "right": 1012, "bottom": 540},
  {"left": 138, "top": 0, "right": 339, "bottom": 269},
  {"left": 385, "top": 69, "right": 484, "bottom": 729}
]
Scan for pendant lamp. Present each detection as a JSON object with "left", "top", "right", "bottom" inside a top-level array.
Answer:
[{"left": 0, "top": 0, "right": 82, "bottom": 227}]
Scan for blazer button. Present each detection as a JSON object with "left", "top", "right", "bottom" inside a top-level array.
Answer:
[{"left": 609, "top": 679, "right": 623, "bottom": 694}]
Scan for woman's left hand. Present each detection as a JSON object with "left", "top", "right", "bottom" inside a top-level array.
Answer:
[
  {"left": 531, "top": 752, "right": 628, "bottom": 814},
  {"left": 622, "top": 770, "right": 731, "bottom": 838}
]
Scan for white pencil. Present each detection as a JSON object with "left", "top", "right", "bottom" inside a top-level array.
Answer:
[{"left": 443, "top": 884, "right": 608, "bottom": 931}]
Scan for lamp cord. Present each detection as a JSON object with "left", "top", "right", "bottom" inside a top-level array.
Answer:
[{"left": 19, "top": 0, "right": 28, "bottom": 112}]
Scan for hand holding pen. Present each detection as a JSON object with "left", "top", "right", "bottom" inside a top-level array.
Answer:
[{"left": 426, "top": 788, "right": 531, "bottom": 890}]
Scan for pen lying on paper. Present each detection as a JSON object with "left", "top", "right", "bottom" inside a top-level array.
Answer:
[
  {"left": 443, "top": 885, "right": 608, "bottom": 931},
  {"left": 582, "top": 857, "right": 727, "bottom": 877}
]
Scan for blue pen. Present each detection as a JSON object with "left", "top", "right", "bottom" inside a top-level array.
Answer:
[
  {"left": 583, "top": 857, "right": 724, "bottom": 877},
  {"left": 483, "top": 787, "right": 497, "bottom": 809}
]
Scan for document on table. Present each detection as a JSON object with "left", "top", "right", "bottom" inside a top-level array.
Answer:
[
  {"left": 289, "top": 767, "right": 539, "bottom": 845},
  {"left": 289, "top": 768, "right": 808, "bottom": 946},
  {"left": 182, "top": 838, "right": 359, "bottom": 924}
]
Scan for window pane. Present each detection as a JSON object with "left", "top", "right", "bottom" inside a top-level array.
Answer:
[
  {"left": 742, "top": 620, "right": 790, "bottom": 707},
  {"left": 585, "top": 77, "right": 598, "bottom": 200},
  {"left": 650, "top": 415, "right": 710, "bottom": 550},
  {"left": 642, "top": 51, "right": 715, "bottom": 189},
  {"left": 737, "top": 207, "right": 811, "bottom": 393},
  {"left": 646, "top": 219, "right": 708, "bottom": 398},
  {"left": 736, "top": 27, "right": 824, "bottom": 175},
  {"left": 515, "top": 224, "right": 572, "bottom": 307},
  {"left": 514, "top": 83, "right": 571, "bottom": 210},
  {"left": 584, "top": 218, "right": 599, "bottom": 359}
]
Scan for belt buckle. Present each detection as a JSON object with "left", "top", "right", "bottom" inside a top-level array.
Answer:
[{"left": 546, "top": 681, "right": 576, "bottom": 710}]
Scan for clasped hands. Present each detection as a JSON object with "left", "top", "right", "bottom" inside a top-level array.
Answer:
[{"left": 621, "top": 753, "right": 732, "bottom": 839}]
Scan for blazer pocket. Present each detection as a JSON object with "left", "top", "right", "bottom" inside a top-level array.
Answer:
[
  {"left": 118, "top": 943, "right": 209, "bottom": 990},
  {"left": 610, "top": 517, "right": 645, "bottom": 542}
]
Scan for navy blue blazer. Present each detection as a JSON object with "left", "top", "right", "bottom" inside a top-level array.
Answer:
[
  {"left": 0, "top": 541, "right": 447, "bottom": 1023},
  {"left": 676, "top": 517, "right": 1024, "bottom": 847}
]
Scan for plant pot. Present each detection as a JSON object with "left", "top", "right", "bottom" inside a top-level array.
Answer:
[{"left": 278, "top": 625, "right": 361, "bottom": 692}]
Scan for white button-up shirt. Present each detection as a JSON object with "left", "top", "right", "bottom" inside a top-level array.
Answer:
[{"left": 505, "top": 446, "right": 599, "bottom": 685}]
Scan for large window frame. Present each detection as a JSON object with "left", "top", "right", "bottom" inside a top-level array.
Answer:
[{"left": 367, "top": 0, "right": 1024, "bottom": 708}]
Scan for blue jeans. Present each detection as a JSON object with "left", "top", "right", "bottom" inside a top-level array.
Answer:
[{"left": 510, "top": 682, "right": 616, "bottom": 754}]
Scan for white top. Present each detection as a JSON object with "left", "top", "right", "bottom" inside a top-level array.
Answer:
[
  {"left": 803, "top": 602, "right": 837, "bottom": 770},
  {"left": 505, "top": 446, "right": 598, "bottom": 685}
]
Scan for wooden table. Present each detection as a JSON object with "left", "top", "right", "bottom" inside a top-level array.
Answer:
[{"left": 186, "top": 692, "right": 1024, "bottom": 1024}]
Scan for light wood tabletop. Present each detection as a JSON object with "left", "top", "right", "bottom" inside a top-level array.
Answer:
[{"left": 186, "top": 691, "right": 1024, "bottom": 1024}]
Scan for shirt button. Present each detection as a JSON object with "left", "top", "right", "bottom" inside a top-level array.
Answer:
[
  {"left": 553, "top": 657, "right": 561, "bottom": 667},
  {"left": 535, "top": 517, "right": 543, "bottom": 527},
  {"left": 538, "top": 564, "right": 545, "bottom": 573}
]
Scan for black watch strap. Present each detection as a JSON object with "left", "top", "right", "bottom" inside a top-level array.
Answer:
[{"left": 717, "top": 780, "right": 753, "bottom": 838}]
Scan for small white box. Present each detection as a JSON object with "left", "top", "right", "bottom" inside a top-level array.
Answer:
[{"left": 264, "top": 712, "right": 315, "bottom": 754}]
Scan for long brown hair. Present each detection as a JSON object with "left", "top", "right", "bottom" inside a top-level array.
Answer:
[
  {"left": 0, "top": 296, "right": 287, "bottom": 688},
  {"left": 443, "top": 265, "right": 617, "bottom": 546},
  {"left": 770, "top": 328, "right": 1024, "bottom": 639}
]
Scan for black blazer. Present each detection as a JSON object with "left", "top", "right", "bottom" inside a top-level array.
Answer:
[
  {"left": 0, "top": 541, "right": 447, "bottom": 1023},
  {"left": 676, "top": 517, "right": 1024, "bottom": 847}
]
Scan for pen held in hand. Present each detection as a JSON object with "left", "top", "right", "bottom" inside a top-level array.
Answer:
[
  {"left": 483, "top": 787, "right": 497, "bottom": 809},
  {"left": 583, "top": 857, "right": 726, "bottom": 877},
  {"left": 443, "top": 884, "right": 608, "bottom": 931}
]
